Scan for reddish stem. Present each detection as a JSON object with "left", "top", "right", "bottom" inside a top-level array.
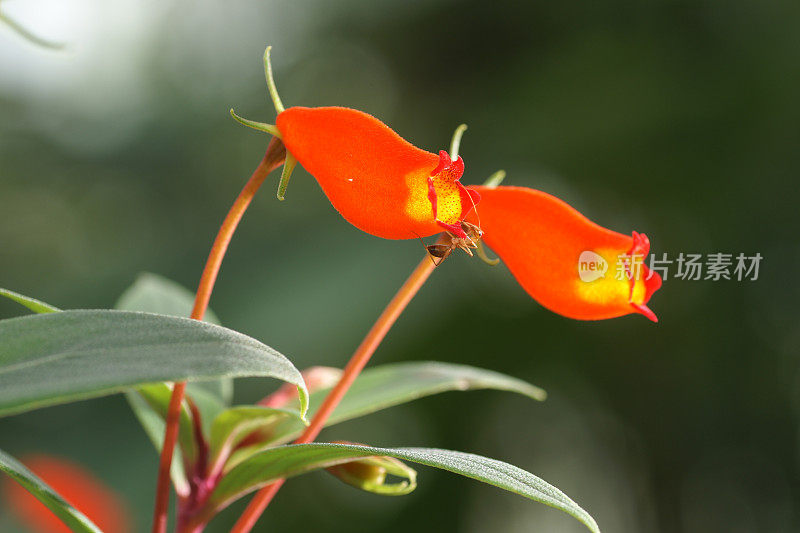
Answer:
[
  {"left": 151, "top": 138, "right": 286, "bottom": 533},
  {"left": 231, "top": 251, "right": 439, "bottom": 533}
]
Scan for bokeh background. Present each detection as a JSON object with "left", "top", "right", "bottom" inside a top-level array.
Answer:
[{"left": 1, "top": 1, "right": 799, "bottom": 531}]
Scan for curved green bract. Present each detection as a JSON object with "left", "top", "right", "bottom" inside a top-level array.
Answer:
[
  {"left": 230, "top": 109, "right": 281, "bottom": 137},
  {"left": 483, "top": 169, "right": 506, "bottom": 189},
  {"left": 263, "top": 46, "right": 285, "bottom": 114},
  {"left": 449, "top": 123, "right": 468, "bottom": 160},
  {"left": 276, "top": 150, "right": 297, "bottom": 201}
]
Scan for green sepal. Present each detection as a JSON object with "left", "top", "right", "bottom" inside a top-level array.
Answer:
[
  {"left": 276, "top": 151, "right": 297, "bottom": 201},
  {"left": 483, "top": 169, "right": 506, "bottom": 188},
  {"left": 230, "top": 109, "right": 281, "bottom": 138},
  {"left": 449, "top": 123, "right": 468, "bottom": 160}
]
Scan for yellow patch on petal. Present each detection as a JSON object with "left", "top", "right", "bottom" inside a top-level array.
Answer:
[
  {"left": 574, "top": 274, "right": 630, "bottom": 305},
  {"left": 403, "top": 169, "right": 465, "bottom": 226},
  {"left": 431, "top": 177, "right": 463, "bottom": 225},
  {"left": 629, "top": 277, "right": 649, "bottom": 306},
  {"left": 574, "top": 248, "right": 646, "bottom": 306},
  {"left": 404, "top": 169, "right": 433, "bottom": 223}
]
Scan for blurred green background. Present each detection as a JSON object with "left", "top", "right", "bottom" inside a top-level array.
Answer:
[{"left": 1, "top": 0, "right": 798, "bottom": 531}]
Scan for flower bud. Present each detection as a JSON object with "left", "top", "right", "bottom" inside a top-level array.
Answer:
[{"left": 325, "top": 448, "right": 417, "bottom": 496}]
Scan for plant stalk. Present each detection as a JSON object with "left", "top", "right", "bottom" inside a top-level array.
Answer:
[{"left": 151, "top": 137, "right": 286, "bottom": 533}]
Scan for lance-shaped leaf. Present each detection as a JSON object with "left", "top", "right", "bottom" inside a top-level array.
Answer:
[
  {"left": 0, "top": 310, "right": 309, "bottom": 418},
  {"left": 210, "top": 443, "right": 599, "bottom": 533},
  {"left": 228, "top": 361, "right": 545, "bottom": 467},
  {"left": 0, "top": 449, "right": 102, "bottom": 533}
]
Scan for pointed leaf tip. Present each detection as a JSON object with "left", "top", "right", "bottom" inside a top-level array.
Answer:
[{"left": 0, "top": 288, "right": 60, "bottom": 314}]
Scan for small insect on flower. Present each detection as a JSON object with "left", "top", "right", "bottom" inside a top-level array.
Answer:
[{"left": 425, "top": 221, "right": 484, "bottom": 266}]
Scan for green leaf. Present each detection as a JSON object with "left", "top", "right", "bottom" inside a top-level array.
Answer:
[
  {"left": 210, "top": 443, "right": 599, "bottom": 533},
  {"left": 243, "top": 361, "right": 544, "bottom": 451},
  {"left": 115, "top": 273, "right": 232, "bottom": 411},
  {"left": 207, "top": 406, "right": 304, "bottom": 476},
  {"left": 0, "top": 288, "right": 60, "bottom": 314},
  {"left": 0, "top": 310, "right": 309, "bottom": 418},
  {"left": 0, "top": 448, "right": 102, "bottom": 533}
]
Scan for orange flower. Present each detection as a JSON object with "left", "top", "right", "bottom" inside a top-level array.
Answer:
[
  {"left": 236, "top": 48, "right": 661, "bottom": 322},
  {"left": 2, "top": 455, "right": 131, "bottom": 533},
  {"left": 469, "top": 185, "right": 662, "bottom": 321},
  {"left": 275, "top": 107, "right": 480, "bottom": 239}
]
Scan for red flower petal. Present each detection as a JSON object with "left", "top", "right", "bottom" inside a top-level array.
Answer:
[
  {"left": 470, "top": 185, "right": 661, "bottom": 321},
  {"left": 2, "top": 454, "right": 131, "bottom": 533},
  {"left": 276, "top": 107, "right": 477, "bottom": 239}
]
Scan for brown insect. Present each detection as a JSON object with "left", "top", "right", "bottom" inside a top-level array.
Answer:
[{"left": 425, "top": 221, "right": 484, "bottom": 266}]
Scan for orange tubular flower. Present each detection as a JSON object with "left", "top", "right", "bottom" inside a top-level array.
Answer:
[
  {"left": 275, "top": 106, "right": 480, "bottom": 240},
  {"left": 469, "top": 186, "right": 662, "bottom": 322},
  {"left": 3, "top": 455, "right": 131, "bottom": 533},
  {"left": 234, "top": 49, "right": 662, "bottom": 323}
]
